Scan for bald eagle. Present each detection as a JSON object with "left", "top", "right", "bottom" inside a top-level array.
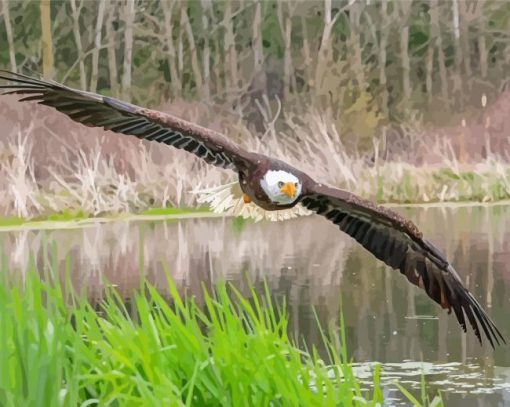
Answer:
[{"left": 0, "top": 71, "right": 505, "bottom": 348}]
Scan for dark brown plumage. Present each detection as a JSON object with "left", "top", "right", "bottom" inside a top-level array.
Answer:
[{"left": 0, "top": 70, "right": 505, "bottom": 348}]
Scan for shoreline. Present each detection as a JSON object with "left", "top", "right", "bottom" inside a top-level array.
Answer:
[
  {"left": 0, "top": 210, "right": 222, "bottom": 232},
  {"left": 382, "top": 198, "right": 510, "bottom": 209},
  {"left": 0, "top": 199, "right": 509, "bottom": 232}
]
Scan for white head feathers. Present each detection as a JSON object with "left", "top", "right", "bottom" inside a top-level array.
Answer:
[{"left": 260, "top": 170, "right": 302, "bottom": 205}]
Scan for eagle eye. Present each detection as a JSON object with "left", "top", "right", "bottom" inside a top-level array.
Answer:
[{"left": 278, "top": 181, "right": 284, "bottom": 188}]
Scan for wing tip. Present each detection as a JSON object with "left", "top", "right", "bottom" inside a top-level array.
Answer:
[
  {"left": 462, "top": 291, "right": 505, "bottom": 349},
  {"left": 0, "top": 70, "right": 53, "bottom": 93},
  {"left": 429, "top": 263, "right": 505, "bottom": 348}
]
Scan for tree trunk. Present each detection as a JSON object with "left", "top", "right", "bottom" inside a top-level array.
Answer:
[
  {"left": 277, "top": 2, "right": 294, "bottom": 100},
  {"left": 161, "top": 0, "right": 182, "bottom": 96},
  {"left": 181, "top": 6, "right": 203, "bottom": 96},
  {"left": 121, "top": 0, "right": 135, "bottom": 102},
  {"left": 430, "top": 0, "right": 448, "bottom": 104},
  {"left": 348, "top": 1, "right": 366, "bottom": 93},
  {"left": 398, "top": 2, "right": 412, "bottom": 104},
  {"left": 478, "top": 20, "right": 488, "bottom": 79},
  {"left": 400, "top": 25, "right": 411, "bottom": 102},
  {"left": 177, "top": 17, "right": 184, "bottom": 83},
  {"left": 212, "top": 22, "right": 223, "bottom": 95},
  {"left": 200, "top": 0, "right": 211, "bottom": 101},
  {"left": 223, "top": 2, "right": 238, "bottom": 91},
  {"left": 315, "top": 0, "right": 339, "bottom": 94},
  {"left": 105, "top": 1, "right": 119, "bottom": 97},
  {"left": 451, "top": 0, "right": 460, "bottom": 41},
  {"left": 301, "top": 17, "right": 312, "bottom": 89},
  {"left": 425, "top": 43, "right": 434, "bottom": 103},
  {"left": 90, "top": 0, "right": 106, "bottom": 92},
  {"left": 1, "top": 0, "right": 17, "bottom": 72},
  {"left": 378, "top": 0, "right": 389, "bottom": 115},
  {"left": 451, "top": 0, "right": 463, "bottom": 105},
  {"left": 40, "top": 0, "right": 54, "bottom": 78},
  {"left": 459, "top": 1, "right": 472, "bottom": 79},
  {"left": 70, "top": 0, "right": 87, "bottom": 89},
  {"left": 252, "top": 1, "right": 266, "bottom": 91}
]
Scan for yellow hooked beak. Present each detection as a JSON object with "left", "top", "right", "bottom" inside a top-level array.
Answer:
[{"left": 280, "top": 182, "right": 296, "bottom": 198}]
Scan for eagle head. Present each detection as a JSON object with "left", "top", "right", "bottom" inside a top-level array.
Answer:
[{"left": 260, "top": 170, "right": 302, "bottom": 205}]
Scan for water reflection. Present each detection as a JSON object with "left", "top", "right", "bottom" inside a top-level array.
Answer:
[{"left": 1, "top": 205, "right": 509, "bottom": 405}]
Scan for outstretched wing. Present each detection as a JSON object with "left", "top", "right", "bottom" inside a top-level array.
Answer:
[
  {"left": 301, "top": 183, "right": 505, "bottom": 348},
  {"left": 0, "top": 71, "right": 253, "bottom": 171}
]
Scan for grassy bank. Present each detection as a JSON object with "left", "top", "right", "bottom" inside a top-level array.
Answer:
[
  {"left": 0, "top": 266, "right": 441, "bottom": 406},
  {"left": 2, "top": 161, "right": 510, "bottom": 228},
  {"left": 0, "top": 207, "right": 212, "bottom": 230},
  {"left": 2, "top": 106, "right": 510, "bottom": 222},
  {"left": 3, "top": 157, "right": 510, "bottom": 226}
]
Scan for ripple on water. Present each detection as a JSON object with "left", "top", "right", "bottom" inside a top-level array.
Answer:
[{"left": 330, "top": 360, "right": 510, "bottom": 405}]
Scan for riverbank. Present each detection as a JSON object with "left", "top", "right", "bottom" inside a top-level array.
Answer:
[
  {"left": 2, "top": 111, "right": 510, "bottom": 223},
  {"left": 1, "top": 197, "right": 510, "bottom": 233},
  {"left": 0, "top": 207, "right": 211, "bottom": 231}
]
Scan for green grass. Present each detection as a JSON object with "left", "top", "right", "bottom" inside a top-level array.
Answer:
[
  {"left": 0, "top": 216, "right": 25, "bottom": 227},
  {"left": 140, "top": 206, "right": 209, "bottom": 216},
  {"left": 43, "top": 208, "right": 89, "bottom": 222},
  {"left": 362, "top": 164, "right": 510, "bottom": 204},
  {"left": 0, "top": 264, "right": 441, "bottom": 406},
  {"left": 0, "top": 207, "right": 210, "bottom": 230}
]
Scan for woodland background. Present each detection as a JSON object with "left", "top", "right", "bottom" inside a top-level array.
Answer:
[{"left": 1, "top": 0, "right": 510, "bottom": 218}]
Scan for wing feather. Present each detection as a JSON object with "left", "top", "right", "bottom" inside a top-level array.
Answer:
[
  {"left": 302, "top": 183, "right": 505, "bottom": 347},
  {"left": 0, "top": 70, "right": 253, "bottom": 171}
]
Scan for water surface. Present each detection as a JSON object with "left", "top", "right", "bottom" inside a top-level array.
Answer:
[{"left": 1, "top": 205, "right": 509, "bottom": 405}]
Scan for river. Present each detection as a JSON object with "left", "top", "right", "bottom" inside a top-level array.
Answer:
[{"left": 1, "top": 205, "right": 509, "bottom": 405}]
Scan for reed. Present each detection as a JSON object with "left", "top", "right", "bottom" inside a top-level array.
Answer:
[{"left": 0, "top": 263, "right": 440, "bottom": 406}]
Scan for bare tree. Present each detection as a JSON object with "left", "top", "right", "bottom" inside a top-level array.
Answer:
[
  {"left": 70, "top": 0, "right": 87, "bottom": 89},
  {"left": 181, "top": 6, "right": 203, "bottom": 97},
  {"left": 105, "top": 1, "right": 119, "bottom": 97},
  {"left": 252, "top": 1, "right": 266, "bottom": 92},
  {"left": 348, "top": 1, "right": 367, "bottom": 92},
  {"left": 201, "top": 0, "right": 212, "bottom": 101},
  {"left": 1, "top": 0, "right": 17, "bottom": 72},
  {"left": 300, "top": 16, "right": 312, "bottom": 89},
  {"left": 223, "top": 2, "right": 238, "bottom": 91},
  {"left": 121, "top": 0, "right": 135, "bottom": 101},
  {"left": 277, "top": 2, "right": 295, "bottom": 100},
  {"left": 212, "top": 15, "right": 224, "bottom": 94},
  {"left": 177, "top": 10, "right": 184, "bottom": 85},
  {"left": 90, "top": 0, "right": 106, "bottom": 92},
  {"left": 451, "top": 0, "right": 463, "bottom": 104},
  {"left": 378, "top": 0, "right": 389, "bottom": 114},
  {"left": 459, "top": 1, "right": 472, "bottom": 80},
  {"left": 429, "top": 0, "right": 448, "bottom": 104},
  {"left": 315, "top": 0, "right": 340, "bottom": 95},
  {"left": 40, "top": 0, "right": 54, "bottom": 78},
  {"left": 2, "top": 0, "right": 509, "bottom": 126},
  {"left": 398, "top": 2, "right": 412, "bottom": 103},
  {"left": 478, "top": 14, "right": 488, "bottom": 79},
  {"left": 161, "top": 0, "right": 182, "bottom": 96}
]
